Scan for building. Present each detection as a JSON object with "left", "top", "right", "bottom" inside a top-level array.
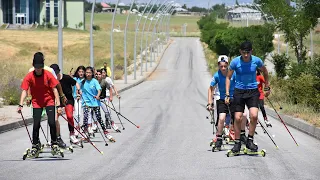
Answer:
[
  {"left": 227, "top": 7, "right": 262, "bottom": 21},
  {"left": 0, "top": 0, "right": 85, "bottom": 30}
]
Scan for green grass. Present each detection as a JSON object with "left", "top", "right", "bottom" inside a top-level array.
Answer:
[{"left": 85, "top": 13, "right": 201, "bottom": 34}]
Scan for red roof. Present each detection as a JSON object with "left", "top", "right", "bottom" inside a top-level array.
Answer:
[{"left": 101, "top": 2, "right": 111, "bottom": 8}]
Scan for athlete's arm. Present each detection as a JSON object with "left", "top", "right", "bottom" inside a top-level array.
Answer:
[
  {"left": 109, "top": 87, "right": 113, "bottom": 102},
  {"left": 53, "top": 87, "right": 61, "bottom": 107},
  {"left": 19, "top": 90, "right": 27, "bottom": 107},
  {"left": 226, "top": 69, "right": 234, "bottom": 96},
  {"left": 260, "top": 66, "right": 270, "bottom": 97},
  {"left": 112, "top": 85, "right": 120, "bottom": 98},
  {"left": 208, "top": 86, "right": 215, "bottom": 105}
]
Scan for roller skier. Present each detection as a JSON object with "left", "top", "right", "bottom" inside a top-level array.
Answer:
[
  {"left": 81, "top": 67, "right": 116, "bottom": 142},
  {"left": 225, "top": 41, "right": 270, "bottom": 154},
  {"left": 18, "top": 55, "right": 64, "bottom": 159},
  {"left": 50, "top": 64, "right": 83, "bottom": 147},
  {"left": 256, "top": 69, "right": 272, "bottom": 127}
]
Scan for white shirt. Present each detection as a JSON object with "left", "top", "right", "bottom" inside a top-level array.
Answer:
[{"left": 105, "top": 77, "right": 114, "bottom": 97}]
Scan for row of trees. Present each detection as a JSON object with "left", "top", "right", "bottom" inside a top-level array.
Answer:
[{"left": 198, "top": 12, "right": 274, "bottom": 59}]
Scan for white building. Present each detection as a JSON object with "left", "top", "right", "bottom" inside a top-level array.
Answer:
[{"left": 227, "top": 7, "right": 262, "bottom": 21}]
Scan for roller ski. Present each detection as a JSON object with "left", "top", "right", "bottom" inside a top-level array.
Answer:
[
  {"left": 23, "top": 144, "right": 41, "bottom": 160},
  {"left": 51, "top": 144, "right": 64, "bottom": 158},
  {"left": 104, "top": 131, "right": 116, "bottom": 142},
  {"left": 57, "top": 136, "right": 74, "bottom": 153},
  {"left": 226, "top": 138, "right": 266, "bottom": 157},
  {"left": 70, "top": 135, "right": 84, "bottom": 148},
  {"left": 265, "top": 120, "right": 272, "bottom": 127},
  {"left": 212, "top": 138, "right": 223, "bottom": 152}
]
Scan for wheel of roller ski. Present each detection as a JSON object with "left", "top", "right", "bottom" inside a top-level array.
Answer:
[
  {"left": 116, "top": 129, "right": 121, "bottom": 133},
  {"left": 69, "top": 146, "right": 74, "bottom": 153},
  {"left": 261, "top": 149, "right": 266, "bottom": 157},
  {"left": 226, "top": 150, "right": 231, "bottom": 157},
  {"left": 209, "top": 141, "right": 213, "bottom": 147},
  {"left": 22, "top": 149, "right": 30, "bottom": 160},
  {"left": 60, "top": 151, "right": 64, "bottom": 158},
  {"left": 92, "top": 133, "right": 95, "bottom": 137},
  {"left": 80, "top": 141, "right": 84, "bottom": 148},
  {"left": 243, "top": 148, "right": 248, "bottom": 154},
  {"left": 226, "top": 138, "right": 230, "bottom": 144},
  {"left": 212, "top": 146, "right": 215, "bottom": 152}
]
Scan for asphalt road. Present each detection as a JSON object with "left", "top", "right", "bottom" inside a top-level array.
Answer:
[{"left": 0, "top": 38, "right": 319, "bottom": 180}]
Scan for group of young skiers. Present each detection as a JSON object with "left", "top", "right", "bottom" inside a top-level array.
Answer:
[
  {"left": 17, "top": 52, "right": 121, "bottom": 157},
  {"left": 207, "top": 41, "right": 271, "bottom": 154}
]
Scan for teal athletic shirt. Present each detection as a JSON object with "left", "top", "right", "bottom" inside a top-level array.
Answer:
[
  {"left": 81, "top": 78, "right": 102, "bottom": 107},
  {"left": 210, "top": 70, "right": 236, "bottom": 99},
  {"left": 229, "top": 55, "right": 263, "bottom": 90}
]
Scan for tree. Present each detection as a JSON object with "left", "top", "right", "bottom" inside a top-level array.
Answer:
[
  {"left": 212, "top": 4, "right": 227, "bottom": 19},
  {"left": 182, "top": 4, "right": 187, "bottom": 9},
  {"left": 260, "top": 0, "right": 320, "bottom": 64}
]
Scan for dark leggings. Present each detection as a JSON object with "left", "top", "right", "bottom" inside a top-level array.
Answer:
[
  {"left": 258, "top": 99, "right": 267, "bottom": 119},
  {"left": 32, "top": 106, "right": 57, "bottom": 144},
  {"left": 83, "top": 106, "right": 106, "bottom": 131}
]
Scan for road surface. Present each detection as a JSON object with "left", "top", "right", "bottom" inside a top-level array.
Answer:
[{"left": 0, "top": 38, "right": 319, "bottom": 180}]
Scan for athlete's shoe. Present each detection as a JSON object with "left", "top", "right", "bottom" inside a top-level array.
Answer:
[
  {"left": 74, "top": 126, "right": 80, "bottom": 138},
  {"left": 240, "top": 133, "right": 247, "bottom": 144},
  {"left": 246, "top": 137, "right": 258, "bottom": 152},
  {"left": 231, "top": 141, "right": 241, "bottom": 153},
  {"left": 104, "top": 130, "right": 116, "bottom": 142},
  {"left": 57, "top": 136, "right": 67, "bottom": 149},
  {"left": 265, "top": 120, "right": 272, "bottom": 127},
  {"left": 70, "top": 135, "right": 79, "bottom": 144},
  {"left": 215, "top": 138, "right": 223, "bottom": 150}
]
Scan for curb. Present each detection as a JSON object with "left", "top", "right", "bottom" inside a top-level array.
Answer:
[
  {"left": 0, "top": 41, "right": 172, "bottom": 134},
  {"left": 265, "top": 107, "right": 320, "bottom": 140}
]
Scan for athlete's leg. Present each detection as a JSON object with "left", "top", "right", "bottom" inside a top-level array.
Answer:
[
  {"left": 45, "top": 106, "right": 57, "bottom": 143},
  {"left": 65, "top": 104, "right": 74, "bottom": 134},
  {"left": 259, "top": 99, "right": 268, "bottom": 120},
  {"left": 32, "top": 108, "right": 43, "bottom": 145}
]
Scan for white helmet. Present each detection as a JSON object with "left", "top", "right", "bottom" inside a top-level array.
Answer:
[{"left": 218, "top": 55, "right": 229, "bottom": 63}]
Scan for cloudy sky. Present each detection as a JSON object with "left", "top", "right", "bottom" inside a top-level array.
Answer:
[{"left": 94, "top": 0, "right": 254, "bottom": 8}]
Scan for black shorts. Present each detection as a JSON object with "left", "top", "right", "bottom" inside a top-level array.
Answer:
[
  {"left": 233, "top": 88, "right": 260, "bottom": 112},
  {"left": 217, "top": 99, "right": 235, "bottom": 122}
]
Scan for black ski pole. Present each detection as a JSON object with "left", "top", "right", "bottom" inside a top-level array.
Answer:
[
  {"left": 60, "top": 114, "right": 104, "bottom": 154},
  {"left": 110, "top": 101, "right": 125, "bottom": 130},
  {"left": 258, "top": 119, "right": 279, "bottom": 149},
  {"left": 91, "top": 115, "right": 109, "bottom": 146},
  {"left": 40, "top": 125, "right": 49, "bottom": 146},
  {"left": 105, "top": 102, "right": 140, "bottom": 128},
  {"left": 20, "top": 112, "right": 32, "bottom": 143},
  {"left": 266, "top": 97, "right": 298, "bottom": 146}
]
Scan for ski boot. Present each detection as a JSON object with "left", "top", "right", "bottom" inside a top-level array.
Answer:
[
  {"left": 209, "top": 137, "right": 217, "bottom": 147},
  {"left": 212, "top": 137, "right": 223, "bottom": 152},
  {"left": 111, "top": 121, "right": 121, "bottom": 133},
  {"left": 104, "top": 130, "right": 116, "bottom": 142},
  {"left": 227, "top": 140, "right": 241, "bottom": 157},
  {"left": 57, "top": 136, "right": 67, "bottom": 149},
  {"left": 265, "top": 119, "right": 272, "bottom": 127},
  {"left": 246, "top": 137, "right": 258, "bottom": 152},
  {"left": 23, "top": 143, "right": 41, "bottom": 160},
  {"left": 88, "top": 125, "right": 95, "bottom": 137},
  {"left": 51, "top": 143, "right": 64, "bottom": 158},
  {"left": 70, "top": 134, "right": 84, "bottom": 148},
  {"left": 240, "top": 132, "right": 247, "bottom": 144},
  {"left": 92, "top": 122, "right": 98, "bottom": 133},
  {"left": 57, "top": 136, "right": 73, "bottom": 153}
]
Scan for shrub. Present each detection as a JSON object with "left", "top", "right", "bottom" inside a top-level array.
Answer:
[
  {"left": 271, "top": 53, "right": 290, "bottom": 79},
  {"left": 93, "top": 24, "right": 101, "bottom": 31},
  {"left": 0, "top": 77, "right": 21, "bottom": 105},
  {"left": 284, "top": 73, "right": 320, "bottom": 109}
]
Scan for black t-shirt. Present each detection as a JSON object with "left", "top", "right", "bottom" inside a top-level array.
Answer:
[
  {"left": 99, "top": 79, "right": 111, "bottom": 99},
  {"left": 60, "top": 74, "right": 77, "bottom": 102}
]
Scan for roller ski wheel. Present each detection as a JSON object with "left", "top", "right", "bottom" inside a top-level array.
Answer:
[
  {"left": 51, "top": 145, "right": 64, "bottom": 157},
  {"left": 243, "top": 148, "right": 266, "bottom": 157},
  {"left": 212, "top": 139, "right": 222, "bottom": 152},
  {"left": 115, "top": 129, "right": 121, "bottom": 133},
  {"left": 22, "top": 147, "right": 40, "bottom": 160},
  {"left": 225, "top": 138, "right": 230, "bottom": 144},
  {"left": 70, "top": 139, "right": 84, "bottom": 148},
  {"left": 227, "top": 150, "right": 240, "bottom": 157}
]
